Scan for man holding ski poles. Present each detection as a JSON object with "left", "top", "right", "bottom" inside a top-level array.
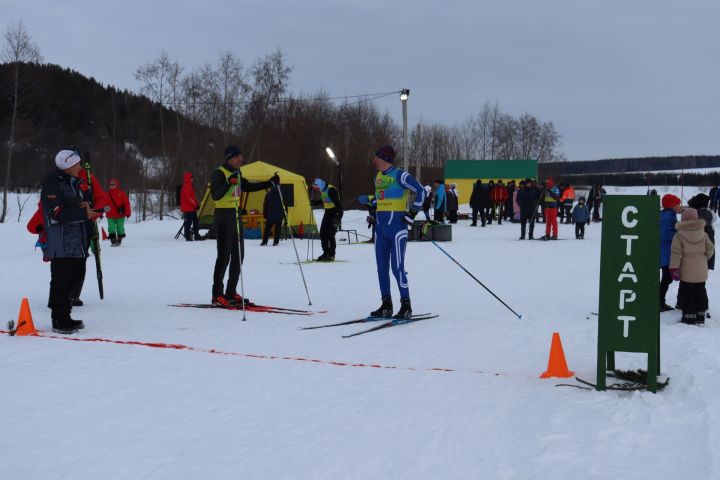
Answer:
[
  {"left": 41, "top": 149, "right": 101, "bottom": 333},
  {"left": 210, "top": 145, "right": 278, "bottom": 307},
  {"left": 370, "top": 146, "right": 425, "bottom": 320}
]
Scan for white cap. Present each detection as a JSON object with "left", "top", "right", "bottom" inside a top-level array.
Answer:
[{"left": 55, "top": 149, "right": 81, "bottom": 170}]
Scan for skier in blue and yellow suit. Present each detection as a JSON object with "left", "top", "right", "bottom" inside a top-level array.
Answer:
[{"left": 370, "top": 146, "right": 425, "bottom": 319}]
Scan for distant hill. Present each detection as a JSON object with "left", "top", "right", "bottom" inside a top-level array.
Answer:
[
  {"left": 540, "top": 156, "right": 720, "bottom": 176},
  {"left": 0, "top": 62, "right": 226, "bottom": 191}
]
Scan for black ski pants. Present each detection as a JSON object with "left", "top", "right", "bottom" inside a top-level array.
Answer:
[
  {"left": 212, "top": 221, "right": 245, "bottom": 297},
  {"left": 575, "top": 222, "right": 586, "bottom": 238},
  {"left": 70, "top": 228, "right": 93, "bottom": 300},
  {"left": 50, "top": 258, "right": 85, "bottom": 325},
  {"left": 320, "top": 213, "right": 338, "bottom": 256},
  {"left": 520, "top": 212, "right": 535, "bottom": 238},
  {"left": 262, "top": 219, "right": 282, "bottom": 245},
  {"left": 183, "top": 211, "right": 200, "bottom": 239},
  {"left": 679, "top": 281, "right": 708, "bottom": 320},
  {"left": 659, "top": 267, "right": 673, "bottom": 305},
  {"left": 471, "top": 207, "right": 486, "bottom": 226},
  {"left": 484, "top": 206, "right": 494, "bottom": 224}
]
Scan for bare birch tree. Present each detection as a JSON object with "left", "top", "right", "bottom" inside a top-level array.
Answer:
[
  {"left": 134, "top": 51, "right": 182, "bottom": 220},
  {"left": 1, "top": 20, "right": 42, "bottom": 223},
  {"left": 246, "top": 48, "right": 292, "bottom": 160}
]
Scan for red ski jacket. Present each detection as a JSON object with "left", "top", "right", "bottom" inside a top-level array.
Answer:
[
  {"left": 491, "top": 185, "right": 508, "bottom": 204},
  {"left": 180, "top": 172, "right": 199, "bottom": 213},
  {"left": 106, "top": 178, "right": 132, "bottom": 219},
  {"left": 78, "top": 170, "right": 110, "bottom": 216}
]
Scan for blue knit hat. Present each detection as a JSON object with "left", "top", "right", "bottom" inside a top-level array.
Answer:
[
  {"left": 224, "top": 145, "right": 243, "bottom": 161},
  {"left": 375, "top": 146, "right": 396, "bottom": 163},
  {"left": 313, "top": 178, "right": 326, "bottom": 190}
]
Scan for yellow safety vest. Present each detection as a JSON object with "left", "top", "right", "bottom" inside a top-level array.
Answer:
[
  {"left": 214, "top": 166, "right": 241, "bottom": 209},
  {"left": 375, "top": 169, "right": 408, "bottom": 211},
  {"left": 320, "top": 185, "right": 337, "bottom": 209}
]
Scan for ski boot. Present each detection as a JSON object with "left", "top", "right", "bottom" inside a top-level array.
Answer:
[
  {"left": 52, "top": 319, "right": 79, "bottom": 335},
  {"left": 71, "top": 298, "right": 84, "bottom": 307},
  {"left": 70, "top": 318, "right": 85, "bottom": 330},
  {"left": 370, "top": 296, "right": 393, "bottom": 318},
  {"left": 394, "top": 298, "right": 412, "bottom": 320},
  {"left": 316, "top": 253, "right": 328, "bottom": 262},
  {"left": 212, "top": 294, "right": 233, "bottom": 307},
  {"left": 229, "top": 293, "right": 253, "bottom": 306}
]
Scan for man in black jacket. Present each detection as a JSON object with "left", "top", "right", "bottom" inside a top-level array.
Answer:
[
  {"left": 41, "top": 149, "right": 100, "bottom": 334},
  {"left": 517, "top": 178, "right": 541, "bottom": 240},
  {"left": 469, "top": 179, "right": 487, "bottom": 227},
  {"left": 261, "top": 186, "right": 285, "bottom": 246},
  {"left": 210, "top": 145, "right": 278, "bottom": 306},
  {"left": 312, "top": 178, "right": 342, "bottom": 261}
]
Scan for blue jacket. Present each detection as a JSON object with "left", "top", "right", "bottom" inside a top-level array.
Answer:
[
  {"left": 41, "top": 169, "right": 88, "bottom": 259},
  {"left": 572, "top": 203, "right": 590, "bottom": 223},
  {"left": 433, "top": 185, "right": 446, "bottom": 211},
  {"left": 375, "top": 167, "right": 424, "bottom": 229},
  {"left": 659, "top": 208, "right": 678, "bottom": 267}
]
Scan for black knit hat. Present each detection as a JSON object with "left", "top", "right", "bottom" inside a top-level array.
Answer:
[
  {"left": 375, "top": 145, "right": 396, "bottom": 163},
  {"left": 224, "top": 145, "right": 243, "bottom": 161}
]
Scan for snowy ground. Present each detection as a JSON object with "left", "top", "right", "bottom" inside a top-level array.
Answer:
[{"left": 1, "top": 185, "right": 719, "bottom": 479}]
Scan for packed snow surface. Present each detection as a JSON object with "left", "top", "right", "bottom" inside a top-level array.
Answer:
[{"left": 1, "top": 186, "right": 718, "bottom": 479}]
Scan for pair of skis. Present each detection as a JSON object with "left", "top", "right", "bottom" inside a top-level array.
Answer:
[
  {"left": 301, "top": 313, "right": 438, "bottom": 338},
  {"left": 169, "top": 303, "right": 438, "bottom": 337},
  {"left": 169, "top": 303, "right": 324, "bottom": 316}
]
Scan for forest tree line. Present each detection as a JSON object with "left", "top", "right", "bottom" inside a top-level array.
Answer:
[{"left": 1, "top": 21, "right": 564, "bottom": 221}]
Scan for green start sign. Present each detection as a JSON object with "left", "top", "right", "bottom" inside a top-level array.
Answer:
[{"left": 597, "top": 196, "right": 660, "bottom": 392}]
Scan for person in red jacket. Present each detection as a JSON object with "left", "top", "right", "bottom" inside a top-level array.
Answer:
[
  {"left": 106, "top": 178, "right": 132, "bottom": 246},
  {"left": 71, "top": 168, "right": 110, "bottom": 305},
  {"left": 491, "top": 180, "right": 509, "bottom": 225},
  {"left": 180, "top": 172, "right": 202, "bottom": 241},
  {"left": 27, "top": 201, "right": 49, "bottom": 261}
]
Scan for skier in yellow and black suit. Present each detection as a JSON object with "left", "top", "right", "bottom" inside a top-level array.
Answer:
[
  {"left": 210, "top": 145, "right": 278, "bottom": 306},
  {"left": 312, "top": 178, "right": 342, "bottom": 262}
]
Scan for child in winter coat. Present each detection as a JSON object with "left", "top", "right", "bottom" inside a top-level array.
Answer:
[
  {"left": 669, "top": 208, "right": 714, "bottom": 325},
  {"left": 571, "top": 197, "right": 590, "bottom": 239},
  {"left": 27, "top": 201, "right": 49, "bottom": 261},
  {"left": 106, "top": 179, "right": 132, "bottom": 246},
  {"left": 659, "top": 194, "right": 682, "bottom": 311}
]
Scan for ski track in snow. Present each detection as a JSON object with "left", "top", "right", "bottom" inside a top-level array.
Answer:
[{"left": 0, "top": 185, "right": 717, "bottom": 479}]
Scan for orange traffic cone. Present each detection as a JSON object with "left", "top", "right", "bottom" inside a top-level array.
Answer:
[
  {"left": 14, "top": 298, "right": 38, "bottom": 336},
  {"left": 101, "top": 227, "right": 108, "bottom": 240},
  {"left": 539, "top": 332, "right": 574, "bottom": 378}
]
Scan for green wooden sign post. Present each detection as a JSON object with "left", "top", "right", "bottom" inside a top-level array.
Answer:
[{"left": 597, "top": 196, "right": 660, "bottom": 392}]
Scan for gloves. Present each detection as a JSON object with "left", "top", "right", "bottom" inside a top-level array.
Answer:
[
  {"left": 228, "top": 171, "right": 239, "bottom": 185},
  {"left": 333, "top": 216, "right": 342, "bottom": 231},
  {"left": 403, "top": 210, "right": 418, "bottom": 226},
  {"left": 270, "top": 174, "right": 280, "bottom": 186},
  {"left": 670, "top": 268, "right": 680, "bottom": 281}
]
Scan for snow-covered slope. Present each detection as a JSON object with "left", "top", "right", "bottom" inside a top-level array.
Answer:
[{"left": 1, "top": 186, "right": 718, "bottom": 479}]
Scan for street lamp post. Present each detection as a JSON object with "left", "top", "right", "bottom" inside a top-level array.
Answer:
[
  {"left": 400, "top": 89, "right": 410, "bottom": 172},
  {"left": 325, "top": 147, "right": 341, "bottom": 201}
]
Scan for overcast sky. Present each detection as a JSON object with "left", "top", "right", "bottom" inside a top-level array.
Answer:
[{"left": 5, "top": 0, "right": 719, "bottom": 160}]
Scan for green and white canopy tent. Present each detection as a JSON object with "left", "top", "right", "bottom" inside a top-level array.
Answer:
[{"left": 443, "top": 160, "right": 538, "bottom": 203}]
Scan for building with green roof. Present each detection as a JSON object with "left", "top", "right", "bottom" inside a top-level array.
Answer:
[{"left": 444, "top": 160, "right": 538, "bottom": 203}]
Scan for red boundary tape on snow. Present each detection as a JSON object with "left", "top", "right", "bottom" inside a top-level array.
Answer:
[{"left": 0, "top": 330, "right": 502, "bottom": 376}]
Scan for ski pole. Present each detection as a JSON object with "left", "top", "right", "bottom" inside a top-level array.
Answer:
[
  {"left": 234, "top": 180, "right": 247, "bottom": 321},
  {"left": 420, "top": 227, "right": 522, "bottom": 319},
  {"left": 275, "top": 174, "right": 312, "bottom": 305}
]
